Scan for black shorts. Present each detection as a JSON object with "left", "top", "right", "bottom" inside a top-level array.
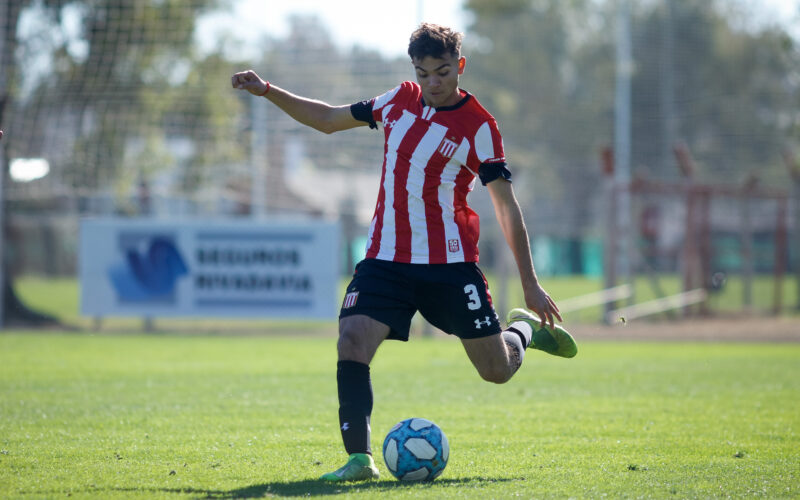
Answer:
[{"left": 339, "top": 258, "right": 502, "bottom": 341}]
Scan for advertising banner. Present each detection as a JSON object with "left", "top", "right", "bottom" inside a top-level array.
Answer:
[{"left": 80, "top": 218, "right": 339, "bottom": 319}]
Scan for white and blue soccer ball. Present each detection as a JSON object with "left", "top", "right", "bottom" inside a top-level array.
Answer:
[{"left": 382, "top": 418, "right": 449, "bottom": 481}]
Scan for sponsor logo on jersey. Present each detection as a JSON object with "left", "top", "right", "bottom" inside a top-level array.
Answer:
[{"left": 342, "top": 291, "right": 359, "bottom": 309}]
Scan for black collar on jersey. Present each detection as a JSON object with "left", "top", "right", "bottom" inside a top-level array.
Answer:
[{"left": 421, "top": 90, "right": 472, "bottom": 111}]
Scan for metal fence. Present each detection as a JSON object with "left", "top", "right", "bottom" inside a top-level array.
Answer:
[{"left": 2, "top": 0, "right": 799, "bottom": 322}]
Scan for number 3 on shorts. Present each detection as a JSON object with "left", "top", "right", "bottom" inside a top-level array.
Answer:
[{"left": 464, "top": 284, "right": 481, "bottom": 310}]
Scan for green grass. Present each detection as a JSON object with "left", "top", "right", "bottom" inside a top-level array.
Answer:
[
  {"left": 10, "top": 273, "right": 800, "bottom": 333},
  {"left": 498, "top": 274, "right": 800, "bottom": 323},
  {"left": 11, "top": 276, "right": 339, "bottom": 335},
  {"left": 1, "top": 333, "right": 798, "bottom": 498}
]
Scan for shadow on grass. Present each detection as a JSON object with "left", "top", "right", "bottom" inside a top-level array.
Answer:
[{"left": 134, "top": 476, "right": 520, "bottom": 498}]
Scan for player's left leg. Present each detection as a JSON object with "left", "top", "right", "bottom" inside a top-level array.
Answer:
[
  {"left": 506, "top": 308, "right": 577, "bottom": 358},
  {"left": 461, "top": 332, "right": 526, "bottom": 384},
  {"left": 462, "top": 309, "right": 577, "bottom": 383},
  {"left": 416, "top": 262, "right": 527, "bottom": 384}
]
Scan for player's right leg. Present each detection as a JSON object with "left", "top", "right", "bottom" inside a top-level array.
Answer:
[
  {"left": 320, "top": 314, "right": 388, "bottom": 482},
  {"left": 320, "top": 452, "right": 380, "bottom": 482},
  {"left": 322, "top": 259, "right": 415, "bottom": 482}
]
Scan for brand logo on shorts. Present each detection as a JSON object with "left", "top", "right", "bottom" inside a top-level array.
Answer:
[
  {"left": 342, "top": 291, "right": 359, "bottom": 309},
  {"left": 474, "top": 316, "right": 493, "bottom": 329},
  {"left": 448, "top": 239, "right": 460, "bottom": 253}
]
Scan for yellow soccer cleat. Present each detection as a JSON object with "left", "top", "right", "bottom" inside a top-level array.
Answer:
[
  {"left": 320, "top": 453, "right": 380, "bottom": 482},
  {"left": 506, "top": 308, "right": 578, "bottom": 358}
]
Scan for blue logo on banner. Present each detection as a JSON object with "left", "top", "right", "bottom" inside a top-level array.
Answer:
[{"left": 108, "top": 235, "right": 188, "bottom": 303}]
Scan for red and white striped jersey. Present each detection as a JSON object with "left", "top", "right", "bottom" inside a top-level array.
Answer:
[{"left": 356, "top": 81, "right": 507, "bottom": 264}]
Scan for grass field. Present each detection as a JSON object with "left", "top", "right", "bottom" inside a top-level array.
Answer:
[
  {"left": 11, "top": 273, "right": 799, "bottom": 333},
  {"left": 1, "top": 333, "right": 798, "bottom": 499}
]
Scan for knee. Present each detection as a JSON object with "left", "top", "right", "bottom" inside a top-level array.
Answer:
[
  {"left": 337, "top": 321, "right": 376, "bottom": 363},
  {"left": 337, "top": 326, "right": 363, "bottom": 359},
  {"left": 477, "top": 364, "right": 513, "bottom": 384},
  {"left": 462, "top": 335, "right": 517, "bottom": 384},
  {"left": 337, "top": 315, "right": 390, "bottom": 364}
]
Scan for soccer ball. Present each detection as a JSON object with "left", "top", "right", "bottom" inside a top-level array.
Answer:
[{"left": 382, "top": 418, "right": 449, "bottom": 481}]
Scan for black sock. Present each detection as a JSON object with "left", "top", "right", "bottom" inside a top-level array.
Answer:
[{"left": 337, "top": 360, "right": 373, "bottom": 455}]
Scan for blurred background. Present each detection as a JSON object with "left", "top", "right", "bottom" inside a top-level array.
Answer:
[{"left": 0, "top": 0, "right": 799, "bottom": 330}]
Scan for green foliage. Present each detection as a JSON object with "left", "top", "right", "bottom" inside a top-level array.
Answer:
[
  {"left": 5, "top": 0, "right": 239, "bottom": 201},
  {"left": 254, "top": 15, "right": 410, "bottom": 177},
  {"left": 5, "top": 0, "right": 797, "bottom": 223},
  {"left": 0, "top": 334, "right": 797, "bottom": 498},
  {"left": 465, "top": 0, "right": 611, "bottom": 236},
  {"left": 462, "top": 0, "right": 800, "bottom": 238},
  {"left": 630, "top": 1, "right": 799, "bottom": 185}
]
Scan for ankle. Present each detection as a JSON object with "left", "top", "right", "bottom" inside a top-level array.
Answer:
[{"left": 506, "top": 321, "right": 533, "bottom": 348}]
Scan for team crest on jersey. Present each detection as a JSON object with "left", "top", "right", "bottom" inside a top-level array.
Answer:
[
  {"left": 342, "top": 291, "right": 359, "bottom": 309},
  {"left": 437, "top": 136, "right": 459, "bottom": 159},
  {"left": 448, "top": 239, "right": 460, "bottom": 253}
]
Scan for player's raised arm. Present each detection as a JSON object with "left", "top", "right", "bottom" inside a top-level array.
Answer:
[{"left": 231, "top": 70, "right": 365, "bottom": 135}]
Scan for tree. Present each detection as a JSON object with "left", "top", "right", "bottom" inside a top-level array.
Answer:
[
  {"left": 464, "top": 0, "right": 612, "bottom": 238},
  {"left": 462, "top": 0, "right": 799, "bottom": 239},
  {"left": 0, "top": 0, "right": 226, "bottom": 325},
  {"left": 631, "top": 0, "right": 800, "bottom": 185}
]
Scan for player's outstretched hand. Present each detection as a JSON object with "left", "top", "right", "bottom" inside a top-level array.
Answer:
[
  {"left": 523, "top": 283, "right": 562, "bottom": 330},
  {"left": 231, "top": 70, "right": 269, "bottom": 96}
]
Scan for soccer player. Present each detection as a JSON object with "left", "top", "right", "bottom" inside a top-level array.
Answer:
[{"left": 232, "top": 23, "right": 577, "bottom": 482}]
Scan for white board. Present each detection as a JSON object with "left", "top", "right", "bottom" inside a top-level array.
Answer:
[{"left": 79, "top": 218, "right": 339, "bottom": 319}]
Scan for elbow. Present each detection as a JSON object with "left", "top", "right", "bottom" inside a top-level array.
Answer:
[
  {"left": 315, "top": 108, "right": 342, "bottom": 135},
  {"left": 315, "top": 120, "right": 339, "bottom": 135}
]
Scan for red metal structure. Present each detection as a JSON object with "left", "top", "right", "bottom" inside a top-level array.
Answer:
[{"left": 602, "top": 144, "right": 791, "bottom": 318}]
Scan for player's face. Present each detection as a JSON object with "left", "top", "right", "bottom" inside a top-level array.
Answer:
[{"left": 412, "top": 53, "right": 466, "bottom": 108}]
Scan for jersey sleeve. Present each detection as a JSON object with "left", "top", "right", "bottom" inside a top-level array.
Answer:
[
  {"left": 472, "top": 119, "right": 510, "bottom": 184},
  {"left": 349, "top": 82, "right": 411, "bottom": 130},
  {"left": 478, "top": 162, "right": 512, "bottom": 185},
  {"left": 350, "top": 82, "right": 414, "bottom": 128},
  {"left": 474, "top": 119, "right": 506, "bottom": 165},
  {"left": 350, "top": 100, "right": 377, "bottom": 129}
]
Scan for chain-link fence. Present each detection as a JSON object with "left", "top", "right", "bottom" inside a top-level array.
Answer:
[{"left": 1, "top": 0, "right": 799, "bottom": 323}]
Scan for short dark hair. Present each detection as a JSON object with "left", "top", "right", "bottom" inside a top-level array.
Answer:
[{"left": 408, "top": 23, "right": 463, "bottom": 60}]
